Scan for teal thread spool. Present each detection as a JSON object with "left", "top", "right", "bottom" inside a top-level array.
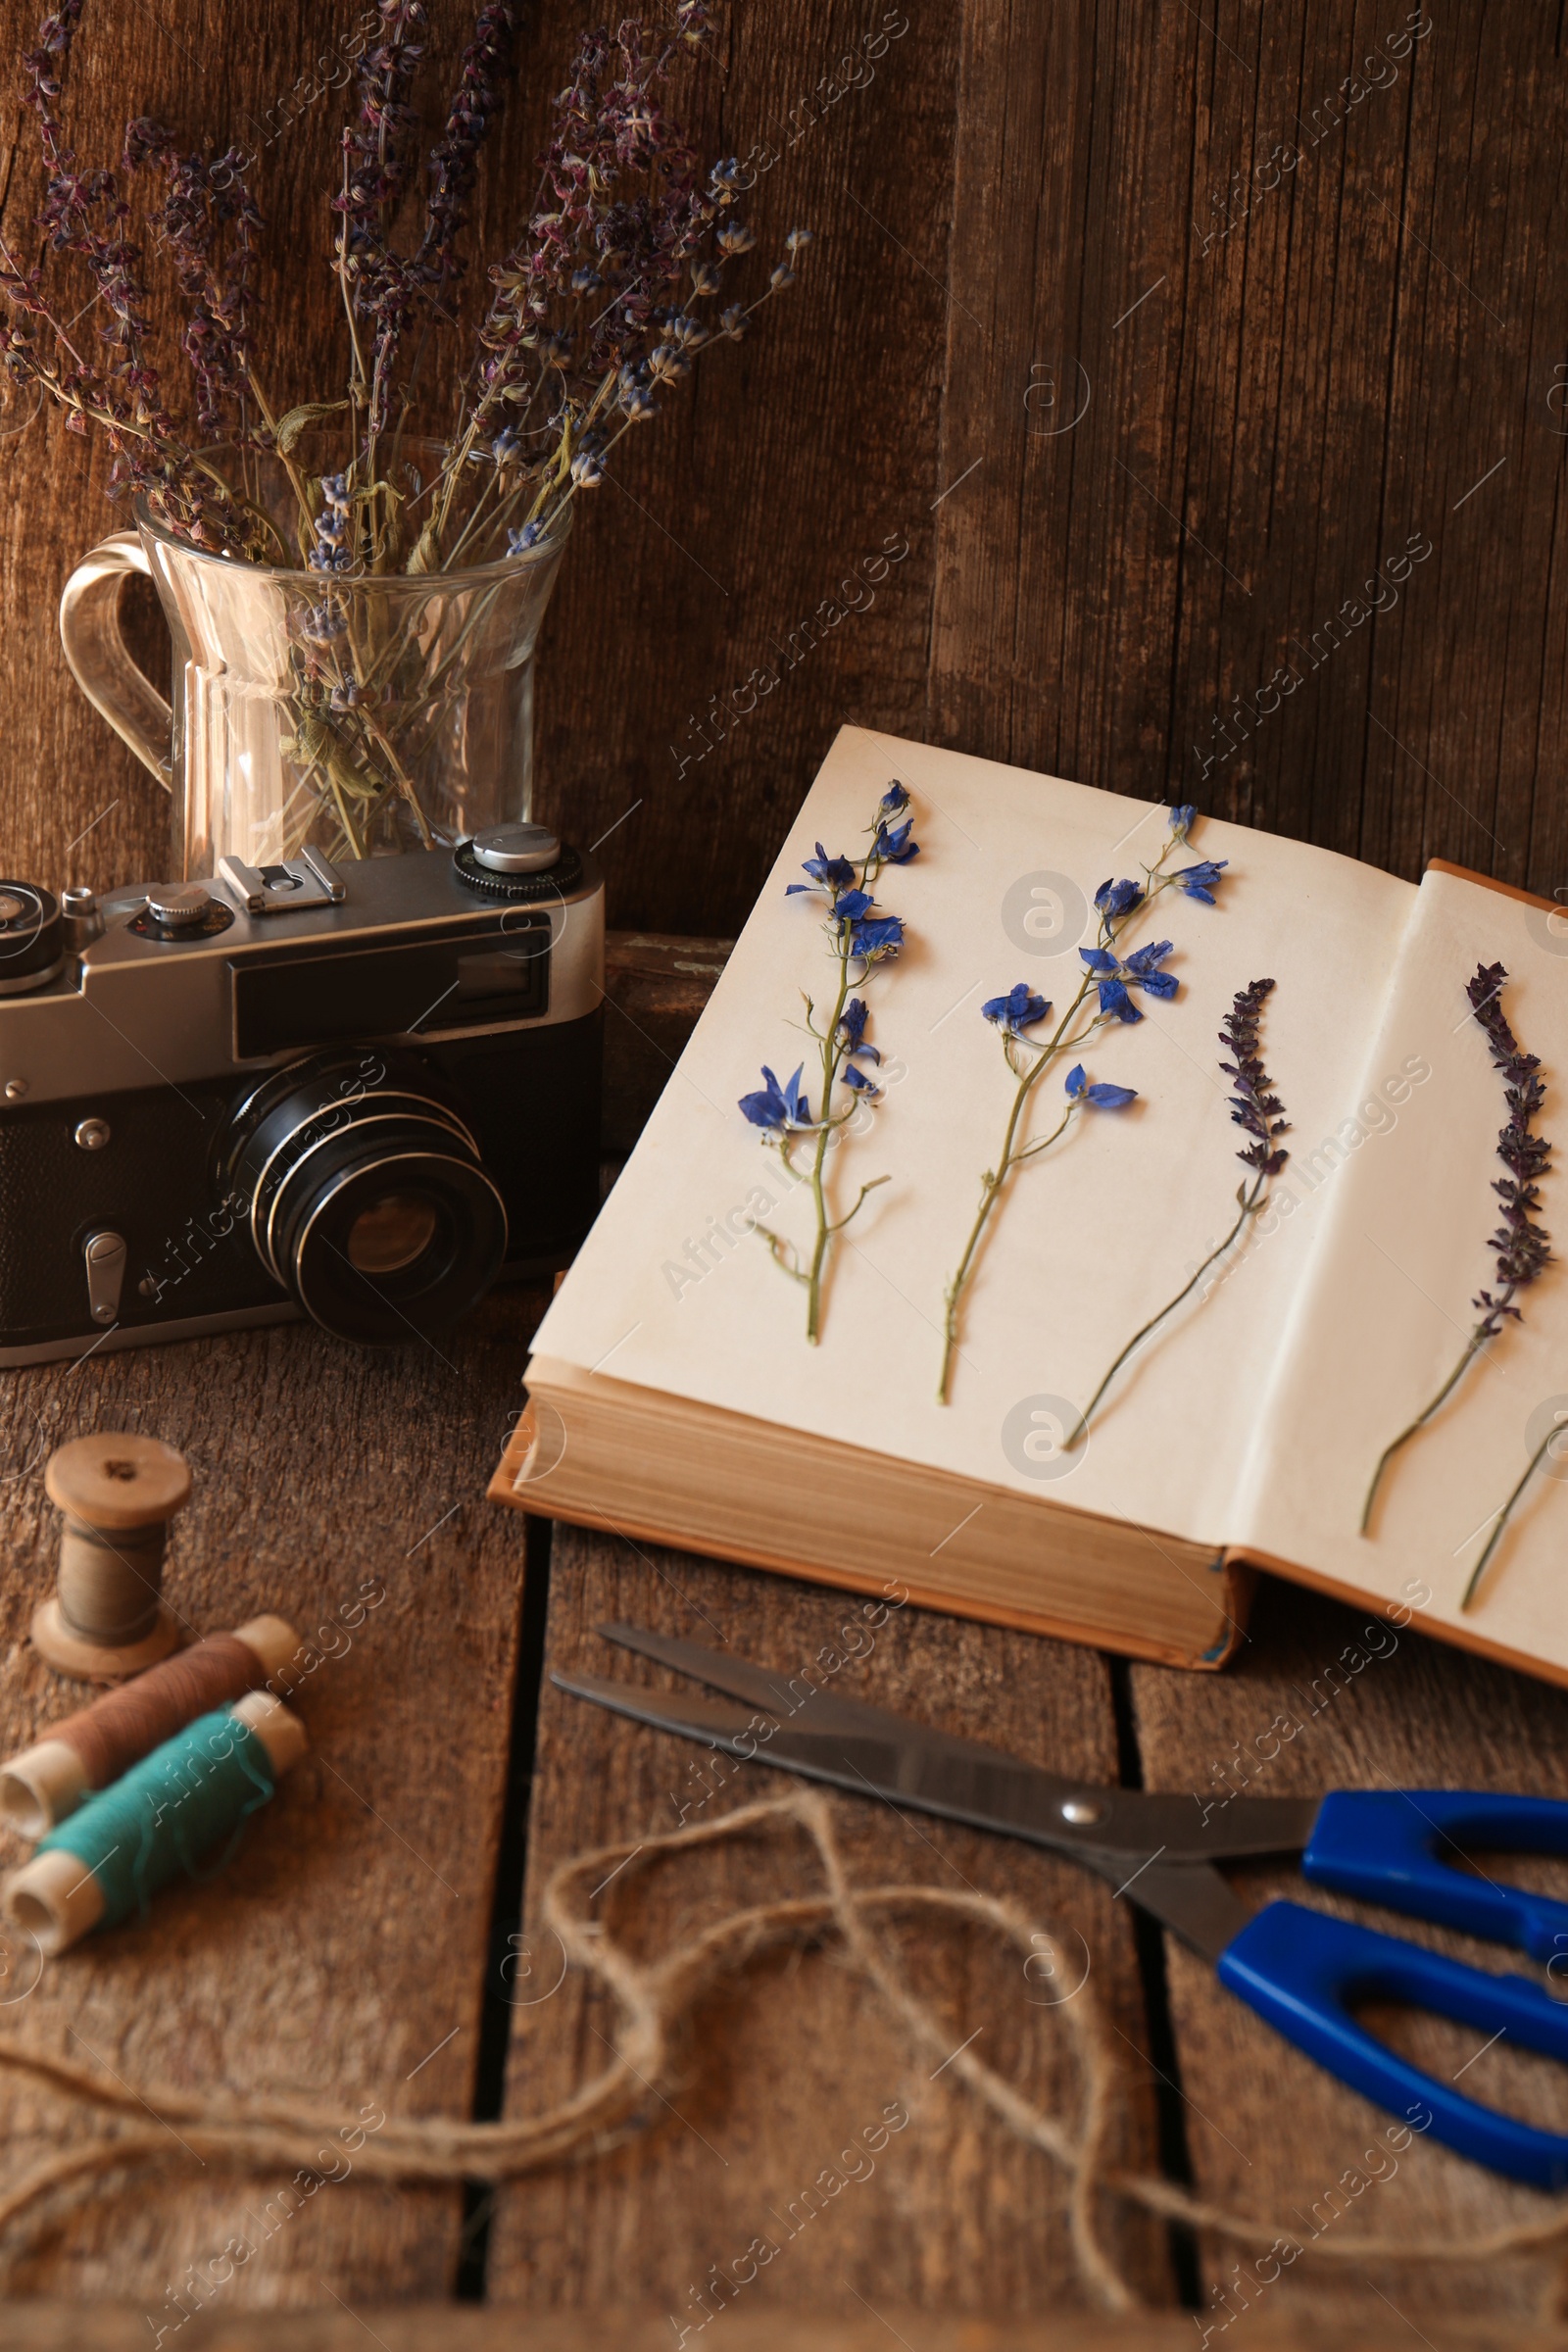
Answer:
[{"left": 2, "top": 1690, "right": 307, "bottom": 1954}]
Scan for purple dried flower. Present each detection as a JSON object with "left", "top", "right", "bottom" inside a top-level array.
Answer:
[
  {"left": 1364, "top": 960, "right": 1553, "bottom": 1537},
  {"left": 1219, "top": 976, "right": 1290, "bottom": 1179},
  {"left": 1063, "top": 975, "right": 1288, "bottom": 1449},
  {"left": 1467, "top": 960, "right": 1553, "bottom": 1332}
]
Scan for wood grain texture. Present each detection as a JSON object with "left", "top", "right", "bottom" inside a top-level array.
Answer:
[
  {"left": 9, "top": 2305, "right": 1566, "bottom": 2352},
  {"left": 485, "top": 1525, "right": 1167, "bottom": 2315},
  {"left": 929, "top": 1, "right": 1568, "bottom": 903},
  {"left": 1130, "top": 1574, "right": 1568, "bottom": 2331},
  {"left": 3, "top": 3, "right": 1564, "bottom": 925},
  {"left": 0, "top": 1287, "right": 542, "bottom": 2308}
]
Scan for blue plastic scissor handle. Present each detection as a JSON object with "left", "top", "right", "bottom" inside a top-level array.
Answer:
[
  {"left": 1302, "top": 1788, "right": 1568, "bottom": 1963},
  {"left": 1217, "top": 1899, "right": 1568, "bottom": 2187}
]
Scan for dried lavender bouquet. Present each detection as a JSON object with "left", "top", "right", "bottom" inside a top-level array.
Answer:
[{"left": 1, "top": 1, "right": 808, "bottom": 855}]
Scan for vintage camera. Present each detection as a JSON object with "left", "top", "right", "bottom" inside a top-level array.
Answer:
[{"left": 0, "top": 825, "right": 604, "bottom": 1361}]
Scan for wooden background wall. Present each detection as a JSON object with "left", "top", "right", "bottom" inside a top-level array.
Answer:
[{"left": 0, "top": 0, "right": 1561, "bottom": 939}]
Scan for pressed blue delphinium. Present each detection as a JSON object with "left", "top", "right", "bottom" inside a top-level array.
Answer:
[
  {"left": 1063, "top": 976, "right": 1289, "bottom": 1448},
  {"left": 1355, "top": 965, "right": 1553, "bottom": 1592},
  {"left": 936, "top": 805, "right": 1229, "bottom": 1403},
  {"left": 739, "top": 782, "right": 916, "bottom": 1343}
]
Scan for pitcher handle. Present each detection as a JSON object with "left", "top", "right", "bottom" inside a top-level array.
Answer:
[{"left": 58, "top": 531, "right": 173, "bottom": 790}]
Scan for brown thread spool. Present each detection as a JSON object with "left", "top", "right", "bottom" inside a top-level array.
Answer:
[
  {"left": 0, "top": 1615, "right": 300, "bottom": 1838},
  {"left": 31, "top": 1434, "right": 192, "bottom": 1683}
]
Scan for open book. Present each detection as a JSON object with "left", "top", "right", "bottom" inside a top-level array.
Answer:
[{"left": 493, "top": 726, "right": 1568, "bottom": 1683}]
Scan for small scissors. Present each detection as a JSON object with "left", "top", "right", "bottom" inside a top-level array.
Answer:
[{"left": 557, "top": 1622, "right": 1568, "bottom": 2187}]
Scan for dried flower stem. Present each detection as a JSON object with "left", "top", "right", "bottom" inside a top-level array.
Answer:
[
  {"left": 1362, "top": 962, "right": 1552, "bottom": 1536},
  {"left": 936, "top": 825, "right": 1200, "bottom": 1406},
  {"left": 1461, "top": 1424, "right": 1560, "bottom": 1610},
  {"left": 1063, "top": 977, "right": 1289, "bottom": 1449},
  {"left": 744, "top": 788, "right": 914, "bottom": 1345}
]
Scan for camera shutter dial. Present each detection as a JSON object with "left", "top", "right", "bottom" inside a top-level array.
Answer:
[
  {"left": 220, "top": 1052, "right": 508, "bottom": 1346},
  {"left": 470, "top": 823, "right": 560, "bottom": 872},
  {"left": 144, "top": 883, "right": 213, "bottom": 927}
]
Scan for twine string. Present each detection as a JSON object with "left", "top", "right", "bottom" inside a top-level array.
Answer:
[{"left": 0, "top": 1789, "right": 1564, "bottom": 2309}]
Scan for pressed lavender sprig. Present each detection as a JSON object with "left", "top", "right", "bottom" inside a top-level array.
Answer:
[
  {"left": 1063, "top": 977, "right": 1289, "bottom": 1449},
  {"left": 1362, "top": 961, "right": 1553, "bottom": 1535},
  {"left": 739, "top": 783, "right": 917, "bottom": 1344},
  {"left": 936, "top": 807, "right": 1228, "bottom": 1404}
]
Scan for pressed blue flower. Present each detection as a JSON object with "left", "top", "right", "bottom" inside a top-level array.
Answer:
[
  {"left": 850, "top": 912, "right": 905, "bottom": 963},
  {"left": 873, "top": 816, "right": 919, "bottom": 863},
  {"left": 1082, "top": 940, "right": 1175, "bottom": 1015},
  {"left": 1121, "top": 939, "right": 1178, "bottom": 998},
  {"left": 836, "top": 998, "right": 879, "bottom": 1060},
  {"left": 738, "top": 1062, "right": 814, "bottom": 1132},
  {"left": 1095, "top": 877, "right": 1144, "bottom": 918},
  {"left": 1065, "top": 1063, "right": 1138, "bottom": 1109},
  {"left": 507, "top": 521, "right": 545, "bottom": 557},
  {"left": 982, "top": 982, "right": 1051, "bottom": 1036},
  {"left": 1169, "top": 804, "right": 1197, "bottom": 836},
  {"left": 787, "top": 843, "right": 858, "bottom": 895},
  {"left": 843, "top": 1062, "right": 880, "bottom": 1096},
  {"left": 831, "top": 888, "right": 873, "bottom": 922},
  {"left": 879, "top": 781, "right": 910, "bottom": 816},
  {"left": 1173, "top": 859, "right": 1229, "bottom": 905}
]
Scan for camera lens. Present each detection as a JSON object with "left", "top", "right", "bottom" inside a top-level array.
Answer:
[
  {"left": 345, "top": 1193, "right": 440, "bottom": 1276},
  {"left": 221, "top": 1053, "right": 508, "bottom": 1345}
]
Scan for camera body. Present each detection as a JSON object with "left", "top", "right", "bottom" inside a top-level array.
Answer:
[{"left": 0, "top": 833, "right": 604, "bottom": 1360}]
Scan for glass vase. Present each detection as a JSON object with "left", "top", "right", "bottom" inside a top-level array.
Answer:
[{"left": 57, "top": 450, "right": 571, "bottom": 879}]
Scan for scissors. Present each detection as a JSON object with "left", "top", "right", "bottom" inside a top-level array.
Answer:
[{"left": 555, "top": 1622, "right": 1568, "bottom": 2188}]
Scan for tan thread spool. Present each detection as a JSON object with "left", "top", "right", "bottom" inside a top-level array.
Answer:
[
  {"left": 2, "top": 1691, "right": 308, "bottom": 1956},
  {"left": 31, "top": 1434, "right": 192, "bottom": 1683},
  {"left": 0, "top": 1615, "right": 300, "bottom": 1838}
]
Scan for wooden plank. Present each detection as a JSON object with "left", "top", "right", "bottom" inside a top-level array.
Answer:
[
  {"left": 602, "top": 932, "right": 733, "bottom": 1160},
  {"left": 2, "top": 2304, "right": 1564, "bottom": 2352},
  {"left": 1130, "top": 1574, "right": 1568, "bottom": 2331},
  {"left": 931, "top": 0, "right": 1568, "bottom": 898},
  {"left": 0, "top": 1289, "right": 541, "bottom": 2306},
  {"left": 486, "top": 1526, "right": 1168, "bottom": 2314}
]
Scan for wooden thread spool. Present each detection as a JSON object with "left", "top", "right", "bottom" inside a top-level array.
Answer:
[
  {"left": 3, "top": 1691, "right": 307, "bottom": 1955},
  {"left": 0, "top": 1615, "right": 300, "bottom": 1838},
  {"left": 31, "top": 1434, "right": 192, "bottom": 1683}
]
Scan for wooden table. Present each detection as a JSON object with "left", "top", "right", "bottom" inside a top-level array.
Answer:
[{"left": 0, "top": 950, "right": 1565, "bottom": 2338}]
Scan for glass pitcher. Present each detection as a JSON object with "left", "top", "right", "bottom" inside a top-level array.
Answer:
[{"left": 58, "top": 460, "right": 571, "bottom": 880}]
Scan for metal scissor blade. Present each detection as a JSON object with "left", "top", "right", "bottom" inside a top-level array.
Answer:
[
  {"left": 591, "top": 1624, "right": 1320, "bottom": 1864},
  {"left": 596, "top": 1621, "right": 1003, "bottom": 1748},
  {"left": 1105, "top": 1857, "right": 1254, "bottom": 1964},
  {"left": 556, "top": 1672, "right": 1256, "bottom": 1962},
  {"left": 558, "top": 1667, "right": 1207, "bottom": 1870}
]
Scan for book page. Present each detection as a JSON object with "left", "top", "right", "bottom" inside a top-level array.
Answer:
[
  {"left": 533, "top": 726, "right": 1415, "bottom": 1544},
  {"left": 1238, "top": 866, "right": 1568, "bottom": 1671}
]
